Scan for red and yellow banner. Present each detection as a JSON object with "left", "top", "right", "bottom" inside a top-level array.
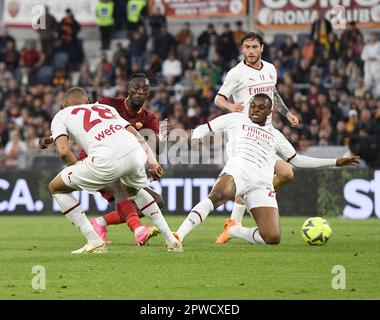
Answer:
[
  {"left": 254, "top": 0, "right": 380, "bottom": 30},
  {"left": 148, "top": 0, "right": 247, "bottom": 19}
]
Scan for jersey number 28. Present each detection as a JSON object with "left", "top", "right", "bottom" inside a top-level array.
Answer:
[{"left": 71, "top": 105, "right": 117, "bottom": 132}]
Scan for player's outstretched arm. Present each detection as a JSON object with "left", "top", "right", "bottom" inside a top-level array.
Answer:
[
  {"left": 289, "top": 154, "right": 360, "bottom": 169},
  {"left": 126, "top": 125, "right": 163, "bottom": 180},
  {"left": 192, "top": 114, "right": 234, "bottom": 141},
  {"left": 272, "top": 86, "right": 299, "bottom": 127},
  {"left": 192, "top": 124, "right": 212, "bottom": 140},
  {"left": 276, "top": 129, "right": 360, "bottom": 169},
  {"left": 214, "top": 94, "right": 244, "bottom": 113},
  {"left": 54, "top": 136, "right": 77, "bottom": 166}
]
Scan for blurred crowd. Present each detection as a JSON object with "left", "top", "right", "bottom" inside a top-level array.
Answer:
[{"left": 0, "top": 7, "right": 380, "bottom": 168}]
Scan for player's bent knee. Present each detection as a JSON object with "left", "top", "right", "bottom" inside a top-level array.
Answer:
[
  {"left": 261, "top": 232, "right": 281, "bottom": 245},
  {"left": 208, "top": 191, "right": 225, "bottom": 207},
  {"left": 48, "top": 180, "right": 56, "bottom": 194},
  {"left": 268, "top": 236, "right": 281, "bottom": 245},
  {"left": 278, "top": 167, "right": 294, "bottom": 183}
]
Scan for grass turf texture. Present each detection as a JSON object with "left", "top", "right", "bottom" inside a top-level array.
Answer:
[{"left": 0, "top": 216, "right": 379, "bottom": 300}]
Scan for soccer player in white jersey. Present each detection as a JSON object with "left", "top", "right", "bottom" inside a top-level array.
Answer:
[
  {"left": 174, "top": 94, "right": 359, "bottom": 244},
  {"left": 214, "top": 32, "right": 300, "bottom": 243},
  {"left": 48, "top": 87, "right": 182, "bottom": 253}
]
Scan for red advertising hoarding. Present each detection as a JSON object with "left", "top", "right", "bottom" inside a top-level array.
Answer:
[
  {"left": 254, "top": 0, "right": 380, "bottom": 30},
  {"left": 149, "top": 0, "right": 247, "bottom": 19}
]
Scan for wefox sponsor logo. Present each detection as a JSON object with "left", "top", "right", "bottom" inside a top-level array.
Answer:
[{"left": 94, "top": 124, "right": 124, "bottom": 141}]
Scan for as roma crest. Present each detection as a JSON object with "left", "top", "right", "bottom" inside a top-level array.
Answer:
[{"left": 7, "top": 0, "right": 20, "bottom": 18}]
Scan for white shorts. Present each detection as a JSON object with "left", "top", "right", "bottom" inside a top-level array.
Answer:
[
  {"left": 244, "top": 187, "right": 278, "bottom": 210},
  {"left": 60, "top": 148, "right": 148, "bottom": 193},
  {"left": 220, "top": 161, "right": 278, "bottom": 210}
]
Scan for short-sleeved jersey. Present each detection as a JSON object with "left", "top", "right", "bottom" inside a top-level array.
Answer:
[
  {"left": 218, "top": 60, "right": 277, "bottom": 123},
  {"left": 77, "top": 97, "right": 159, "bottom": 161},
  {"left": 98, "top": 97, "right": 159, "bottom": 134},
  {"left": 206, "top": 113, "right": 296, "bottom": 181},
  {"left": 51, "top": 103, "right": 140, "bottom": 160}
]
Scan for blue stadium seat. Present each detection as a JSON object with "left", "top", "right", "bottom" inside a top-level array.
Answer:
[
  {"left": 52, "top": 52, "right": 69, "bottom": 71},
  {"left": 272, "top": 34, "right": 288, "bottom": 48},
  {"left": 297, "top": 33, "right": 309, "bottom": 47},
  {"left": 36, "top": 65, "right": 53, "bottom": 85}
]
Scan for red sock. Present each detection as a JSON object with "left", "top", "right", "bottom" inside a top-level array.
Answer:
[
  {"left": 117, "top": 199, "right": 142, "bottom": 232},
  {"left": 103, "top": 210, "right": 121, "bottom": 225}
]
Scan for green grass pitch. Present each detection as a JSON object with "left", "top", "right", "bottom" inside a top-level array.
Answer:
[{"left": 0, "top": 216, "right": 379, "bottom": 299}]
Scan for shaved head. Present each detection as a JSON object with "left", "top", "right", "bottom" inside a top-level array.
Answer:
[
  {"left": 63, "top": 87, "right": 89, "bottom": 107},
  {"left": 64, "top": 87, "right": 88, "bottom": 100}
]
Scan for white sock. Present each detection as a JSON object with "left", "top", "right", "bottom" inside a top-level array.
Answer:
[
  {"left": 96, "top": 217, "right": 107, "bottom": 227},
  {"left": 230, "top": 203, "right": 246, "bottom": 224},
  {"left": 177, "top": 198, "right": 214, "bottom": 240},
  {"left": 133, "top": 189, "right": 177, "bottom": 243},
  {"left": 228, "top": 225, "right": 265, "bottom": 244},
  {"left": 53, "top": 193, "right": 102, "bottom": 243}
]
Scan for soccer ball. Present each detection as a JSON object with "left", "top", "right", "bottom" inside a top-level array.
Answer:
[{"left": 301, "top": 217, "right": 332, "bottom": 245}]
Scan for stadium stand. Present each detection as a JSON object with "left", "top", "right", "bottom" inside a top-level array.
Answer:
[{"left": 0, "top": 9, "right": 379, "bottom": 169}]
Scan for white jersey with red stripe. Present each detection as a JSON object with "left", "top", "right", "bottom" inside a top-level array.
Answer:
[
  {"left": 51, "top": 103, "right": 140, "bottom": 160},
  {"left": 194, "top": 113, "right": 296, "bottom": 182},
  {"left": 218, "top": 59, "right": 277, "bottom": 124}
]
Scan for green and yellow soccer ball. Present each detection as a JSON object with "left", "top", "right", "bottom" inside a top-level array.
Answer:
[{"left": 301, "top": 217, "right": 332, "bottom": 245}]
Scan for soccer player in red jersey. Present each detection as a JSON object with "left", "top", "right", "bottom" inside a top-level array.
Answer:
[
  {"left": 40, "top": 74, "right": 168, "bottom": 246},
  {"left": 89, "top": 73, "right": 169, "bottom": 244}
]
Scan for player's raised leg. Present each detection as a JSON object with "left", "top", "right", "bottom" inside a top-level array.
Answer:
[
  {"left": 49, "top": 174, "right": 106, "bottom": 254},
  {"left": 176, "top": 174, "right": 236, "bottom": 242}
]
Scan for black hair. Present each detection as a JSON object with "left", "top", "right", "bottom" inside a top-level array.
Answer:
[
  {"left": 240, "top": 32, "right": 264, "bottom": 46},
  {"left": 129, "top": 73, "right": 151, "bottom": 86},
  {"left": 252, "top": 93, "right": 272, "bottom": 107},
  {"left": 130, "top": 73, "right": 149, "bottom": 80}
]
